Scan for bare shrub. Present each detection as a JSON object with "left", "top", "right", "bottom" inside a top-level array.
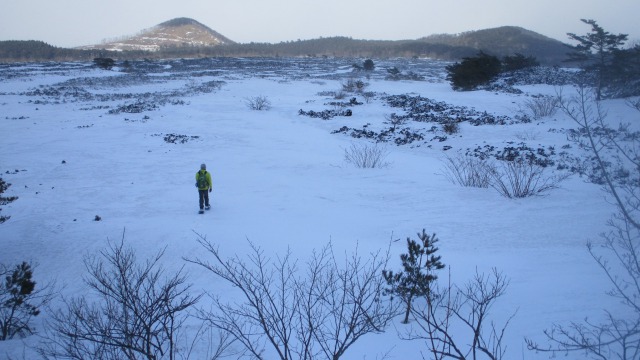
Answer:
[
  {"left": 442, "top": 120, "right": 460, "bottom": 135},
  {"left": 489, "top": 160, "right": 569, "bottom": 198},
  {"left": 384, "top": 113, "right": 407, "bottom": 131},
  {"left": 334, "top": 91, "right": 347, "bottom": 100},
  {"left": 344, "top": 142, "right": 390, "bottom": 169},
  {"left": 362, "top": 91, "right": 376, "bottom": 103},
  {"left": 443, "top": 153, "right": 568, "bottom": 198},
  {"left": 407, "top": 268, "right": 515, "bottom": 360},
  {"left": 441, "top": 154, "right": 492, "bottom": 188},
  {"left": 245, "top": 95, "right": 271, "bottom": 111},
  {"left": 39, "top": 237, "right": 204, "bottom": 360},
  {"left": 514, "top": 129, "right": 541, "bottom": 141},
  {"left": 187, "top": 234, "right": 399, "bottom": 360},
  {"left": 522, "top": 95, "right": 559, "bottom": 119}
]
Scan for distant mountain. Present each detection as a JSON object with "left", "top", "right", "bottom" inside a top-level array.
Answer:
[
  {"left": 0, "top": 22, "right": 572, "bottom": 64},
  {"left": 79, "top": 17, "right": 235, "bottom": 51},
  {"left": 419, "top": 26, "right": 571, "bottom": 64}
]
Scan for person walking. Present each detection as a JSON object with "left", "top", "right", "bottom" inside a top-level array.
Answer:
[{"left": 196, "top": 163, "right": 212, "bottom": 214}]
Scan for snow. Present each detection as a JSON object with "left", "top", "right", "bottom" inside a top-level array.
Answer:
[{"left": 0, "top": 58, "right": 630, "bottom": 359}]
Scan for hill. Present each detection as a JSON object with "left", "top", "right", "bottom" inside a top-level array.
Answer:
[
  {"left": 79, "top": 17, "right": 235, "bottom": 52},
  {"left": 420, "top": 26, "right": 571, "bottom": 64},
  {"left": 0, "top": 20, "right": 572, "bottom": 64}
]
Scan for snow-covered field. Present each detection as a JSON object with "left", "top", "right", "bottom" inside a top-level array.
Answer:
[{"left": 0, "top": 57, "right": 631, "bottom": 359}]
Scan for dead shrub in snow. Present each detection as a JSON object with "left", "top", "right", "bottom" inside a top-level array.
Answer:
[
  {"left": 344, "top": 142, "right": 390, "bottom": 168},
  {"left": 245, "top": 95, "right": 271, "bottom": 111},
  {"left": 187, "top": 234, "right": 399, "bottom": 360},
  {"left": 38, "top": 237, "right": 211, "bottom": 360},
  {"left": 442, "top": 119, "right": 460, "bottom": 135},
  {"left": 442, "top": 154, "right": 569, "bottom": 197},
  {"left": 489, "top": 159, "right": 569, "bottom": 198},
  {"left": 522, "top": 95, "right": 559, "bottom": 119},
  {"left": 408, "top": 268, "right": 515, "bottom": 360},
  {"left": 441, "top": 154, "right": 492, "bottom": 188}
]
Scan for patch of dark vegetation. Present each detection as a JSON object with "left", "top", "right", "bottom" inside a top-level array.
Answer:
[
  {"left": 384, "top": 94, "right": 530, "bottom": 126},
  {"left": 326, "top": 97, "right": 363, "bottom": 108},
  {"left": 385, "top": 67, "right": 425, "bottom": 81},
  {"left": 22, "top": 68, "right": 224, "bottom": 114},
  {"left": 79, "top": 105, "right": 110, "bottom": 111},
  {"left": 155, "top": 133, "right": 200, "bottom": 144},
  {"left": 496, "top": 66, "right": 581, "bottom": 87},
  {"left": 464, "top": 143, "right": 557, "bottom": 167},
  {"left": 332, "top": 125, "right": 427, "bottom": 146},
  {"left": 298, "top": 108, "right": 353, "bottom": 120},
  {"left": 109, "top": 101, "right": 159, "bottom": 114}
]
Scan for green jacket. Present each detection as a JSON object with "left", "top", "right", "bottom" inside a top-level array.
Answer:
[{"left": 195, "top": 170, "right": 212, "bottom": 191}]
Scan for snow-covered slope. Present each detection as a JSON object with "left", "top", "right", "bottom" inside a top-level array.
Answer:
[
  {"left": 79, "top": 17, "right": 235, "bottom": 51},
  {"left": 0, "top": 58, "right": 630, "bottom": 359}
]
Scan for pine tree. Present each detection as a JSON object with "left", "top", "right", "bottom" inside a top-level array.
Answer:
[
  {"left": 566, "top": 19, "right": 628, "bottom": 100},
  {"left": 383, "top": 229, "right": 445, "bottom": 323},
  {"left": 445, "top": 51, "right": 502, "bottom": 91},
  {"left": 0, "top": 262, "right": 40, "bottom": 340},
  {"left": 0, "top": 177, "right": 18, "bottom": 224}
]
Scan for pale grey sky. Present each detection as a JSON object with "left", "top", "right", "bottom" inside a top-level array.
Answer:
[{"left": 1, "top": 0, "right": 638, "bottom": 48}]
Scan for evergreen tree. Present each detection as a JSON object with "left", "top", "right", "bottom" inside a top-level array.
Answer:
[
  {"left": 0, "top": 262, "right": 41, "bottom": 340},
  {"left": 605, "top": 44, "right": 640, "bottom": 98},
  {"left": 93, "top": 57, "right": 116, "bottom": 70},
  {"left": 0, "top": 177, "right": 18, "bottom": 224},
  {"left": 363, "top": 59, "right": 375, "bottom": 71},
  {"left": 446, "top": 51, "right": 502, "bottom": 91},
  {"left": 567, "top": 19, "right": 628, "bottom": 99},
  {"left": 383, "top": 229, "right": 445, "bottom": 323},
  {"left": 502, "top": 53, "right": 539, "bottom": 72}
]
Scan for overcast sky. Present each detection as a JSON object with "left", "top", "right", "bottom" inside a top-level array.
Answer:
[{"left": 1, "top": 0, "right": 638, "bottom": 48}]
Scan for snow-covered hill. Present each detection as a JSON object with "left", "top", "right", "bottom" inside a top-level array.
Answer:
[
  {"left": 0, "top": 58, "right": 631, "bottom": 359},
  {"left": 78, "top": 17, "right": 235, "bottom": 51}
]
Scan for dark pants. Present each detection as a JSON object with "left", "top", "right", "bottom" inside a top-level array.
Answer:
[{"left": 198, "top": 190, "right": 210, "bottom": 209}]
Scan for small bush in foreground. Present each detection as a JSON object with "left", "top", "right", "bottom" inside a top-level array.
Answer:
[
  {"left": 344, "top": 142, "right": 390, "bottom": 168},
  {"left": 383, "top": 229, "right": 445, "bottom": 324},
  {"left": 39, "top": 237, "right": 203, "bottom": 360},
  {"left": 188, "top": 235, "right": 398, "bottom": 360},
  {"left": 384, "top": 230, "right": 514, "bottom": 359}
]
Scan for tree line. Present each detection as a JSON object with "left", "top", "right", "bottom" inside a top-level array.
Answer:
[{"left": 1, "top": 34, "right": 568, "bottom": 64}]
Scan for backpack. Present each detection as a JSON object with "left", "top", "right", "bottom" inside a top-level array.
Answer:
[{"left": 197, "top": 171, "right": 208, "bottom": 189}]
